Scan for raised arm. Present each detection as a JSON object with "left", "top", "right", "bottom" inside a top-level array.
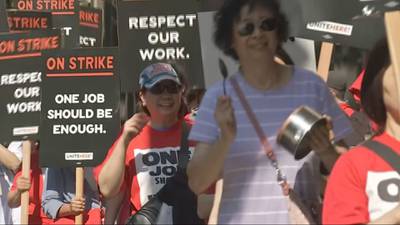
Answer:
[
  {"left": 187, "top": 96, "right": 236, "bottom": 194},
  {"left": 309, "top": 123, "right": 349, "bottom": 173},
  {"left": 98, "top": 113, "right": 149, "bottom": 197}
]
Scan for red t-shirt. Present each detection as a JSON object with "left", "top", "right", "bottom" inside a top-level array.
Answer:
[
  {"left": 348, "top": 69, "right": 364, "bottom": 104},
  {"left": 11, "top": 151, "right": 51, "bottom": 225},
  {"left": 339, "top": 102, "right": 355, "bottom": 117},
  {"left": 323, "top": 132, "right": 400, "bottom": 224},
  {"left": 94, "top": 119, "right": 195, "bottom": 222}
]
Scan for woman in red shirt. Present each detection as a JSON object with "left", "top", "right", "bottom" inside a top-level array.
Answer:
[
  {"left": 95, "top": 62, "right": 195, "bottom": 224},
  {"left": 323, "top": 38, "right": 400, "bottom": 224}
]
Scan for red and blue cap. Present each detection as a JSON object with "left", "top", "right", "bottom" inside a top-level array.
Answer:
[{"left": 139, "top": 63, "right": 181, "bottom": 89}]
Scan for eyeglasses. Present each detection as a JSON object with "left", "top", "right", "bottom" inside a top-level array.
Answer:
[
  {"left": 237, "top": 18, "right": 277, "bottom": 36},
  {"left": 148, "top": 81, "right": 181, "bottom": 95}
]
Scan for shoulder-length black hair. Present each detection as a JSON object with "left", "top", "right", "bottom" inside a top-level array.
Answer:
[
  {"left": 214, "top": 0, "right": 289, "bottom": 60},
  {"left": 361, "top": 38, "right": 390, "bottom": 132}
]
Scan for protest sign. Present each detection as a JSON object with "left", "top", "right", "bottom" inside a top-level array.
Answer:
[
  {"left": 117, "top": 0, "right": 204, "bottom": 92},
  {"left": 14, "top": 0, "right": 79, "bottom": 48},
  {"left": 0, "top": 1, "right": 8, "bottom": 32},
  {"left": 301, "top": 0, "right": 400, "bottom": 22},
  {"left": 7, "top": 10, "right": 52, "bottom": 31},
  {"left": 0, "top": 30, "right": 61, "bottom": 146},
  {"left": 40, "top": 48, "right": 120, "bottom": 167},
  {"left": 283, "top": 0, "right": 400, "bottom": 49},
  {"left": 79, "top": 6, "right": 102, "bottom": 47}
]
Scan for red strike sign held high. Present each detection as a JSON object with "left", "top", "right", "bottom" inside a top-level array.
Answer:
[
  {"left": 17, "top": 0, "right": 75, "bottom": 11},
  {"left": 46, "top": 56, "right": 114, "bottom": 71}
]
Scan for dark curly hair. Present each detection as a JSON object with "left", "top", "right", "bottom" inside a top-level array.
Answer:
[
  {"left": 214, "top": 0, "right": 289, "bottom": 60},
  {"left": 361, "top": 38, "right": 390, "bottom": 133}
]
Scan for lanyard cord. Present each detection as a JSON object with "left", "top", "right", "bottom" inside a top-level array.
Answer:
[{"left": 230, "top": 77, "right": 290, "bottom": 195}]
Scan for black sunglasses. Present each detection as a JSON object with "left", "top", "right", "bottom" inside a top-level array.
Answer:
[
  {"left": 238, "top": 18, "right": 277, "bottom": 36},
  {"left": 148, "top": 81, "right": 181, "bottom": 95}
]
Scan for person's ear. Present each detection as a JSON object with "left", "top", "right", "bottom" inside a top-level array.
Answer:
[{"left": 139, "top": 91, "right": 146, "bottom": 106}]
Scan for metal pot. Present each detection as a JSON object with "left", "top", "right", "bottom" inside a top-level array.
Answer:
[{"left": 277, "top": 106, "right": 328, "bottom": 160}]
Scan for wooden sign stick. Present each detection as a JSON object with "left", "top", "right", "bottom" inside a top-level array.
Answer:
[
  {"left": 75, "top": 167, "right": 84, "bottom": 225},
  {"left": 317, "top": 42, "right": 334, "bottom": 81},
  {"left": 208, "top": 179, "right": 224, "bottom": 225},
  {"left": 384, "top": 11, "right": 400, "bottom": 122},
  {"left": 20, "top": 140, "right": 32, "bottom": 224}
]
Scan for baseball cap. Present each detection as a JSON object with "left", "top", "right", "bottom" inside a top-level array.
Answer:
[{"left": 139, "top": 63, "right": 181, "bottom": 89}]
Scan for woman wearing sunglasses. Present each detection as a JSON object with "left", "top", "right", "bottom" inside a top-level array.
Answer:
[
  {"left": 187, "top": 0, "right": 352, "bottom": 224},
  {"left": 95, "top": 63, "right": 193, "bottom": 223}
]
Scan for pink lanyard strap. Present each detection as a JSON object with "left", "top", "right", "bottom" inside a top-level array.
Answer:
[{"left": 230, "top": 77, "right": 290, "bottom": 195}]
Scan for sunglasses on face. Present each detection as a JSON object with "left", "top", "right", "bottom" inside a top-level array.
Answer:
[
  {"left": 148, "top": 81, "right": 181, "bottom": 95},
  {"left": 237, "top": 18, "right": 277, "bottom": 36}
]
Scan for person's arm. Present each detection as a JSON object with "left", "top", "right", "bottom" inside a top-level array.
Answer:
[
  {"left": 309, "top": 121, "right": 348, "bottom": 173},
  {"left": 187, "top": 96, "right": 236, "bottom": 194},
  {"left": 103, "top": 190, "right": 125, "bottom": 224},
  {"left": 0, "top": 144, "right": 21, "bottom": 173},
  {"left": 310, "top": 74, "right": 353, "bottom": 172},
  {"left": 188, "top": 140, "right": 231, "bottom": 195},
  {"left": 197, "top": 194, "right": 214, "bottom": 220},
  {"left": 42, "top": 168, "right": 93, "bottom": 219},
  {"left": 318, "top": 139, "right": 348, "bottom": 173},
  {"left": 42, "top": 168, "right": 67, "bottom": 219},
  {"left": 56, "top": 197, "right": 85, "bottom": 218},
  {"left": 7, "top": 176, "right": 30, "bottom": 208},
  {"left": 98, "top": 113, "right": 149, "bottom": 198}
]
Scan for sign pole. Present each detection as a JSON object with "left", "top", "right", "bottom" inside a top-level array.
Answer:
[
  {"left": 317, "top": 42, "right": 334, "bottom": 81},
  {"left": 208, "top": 179, "right": 224, "bottom": 225},
  {"left": 385, "top": 11, "right": 400, "bottom": 74},
  {"left": 75, "top": 167, "right": 84, "bottom": 225},
  {"left": 384, "top": 11, "right": 400, "bottom": 116},
  {"left": 20, "top": 140, "right": 32, "bottom": 224}
]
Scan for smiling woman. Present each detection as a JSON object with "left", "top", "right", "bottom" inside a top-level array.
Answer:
[
  {"left": 136, "top": 63, "right": 188, "bottom": 121},
  {"left": 94, "top": 62, "right": 204, "bottom": 224},
  {"left": 187, "top": 0, "right": 353, "bottom": 224}
]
